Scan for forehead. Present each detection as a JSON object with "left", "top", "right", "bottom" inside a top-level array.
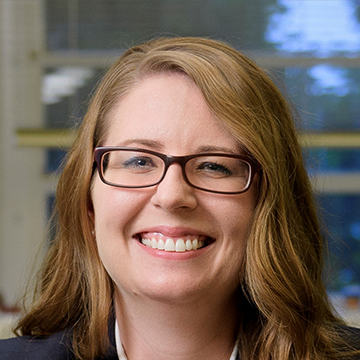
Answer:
[{"left": 103, "top": 73, "right": 242, "bottom": 154}]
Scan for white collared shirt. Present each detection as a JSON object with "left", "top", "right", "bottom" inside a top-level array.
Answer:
[{"left": 115, "top": 319, "right": 239, "bottom": 360}]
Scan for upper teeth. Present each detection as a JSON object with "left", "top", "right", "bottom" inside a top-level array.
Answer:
[{"left": 141, "top": 237, "right": 205, "bottom": 252}]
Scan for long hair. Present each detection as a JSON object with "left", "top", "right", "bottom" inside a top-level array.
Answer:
[{"left": 16, "top": 37, "right": 355, "bottom": 359}]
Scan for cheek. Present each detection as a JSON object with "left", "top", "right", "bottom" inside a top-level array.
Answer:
[
  {"left": 209, "top": 190, "right": 256, "bottom": 236},
  {"left": 215, "top": 195, "right": 256, "bottom": 266},
  {"left": 91, "top": 182, "right": 152, "bottom": 243},
  {"left": 220, "top": 207, "right": 253, "bottom": 264},
  {"left": 226, "top": 206, "right": 254, "bottom": 237}
]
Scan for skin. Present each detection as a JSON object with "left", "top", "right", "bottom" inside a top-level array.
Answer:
[{"left": 90, "top": 73, "right": 258, "bottom": 359}]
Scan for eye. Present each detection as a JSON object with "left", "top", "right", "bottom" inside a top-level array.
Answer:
[
  {"left": 189, "top": 156, "right": 250, "bottom": 180},
  {"left": 122, "top": 156, "right": 157, "bottom": 171},
  {"left": 196, "top": 161, "right": 232, "bottom": 177}
]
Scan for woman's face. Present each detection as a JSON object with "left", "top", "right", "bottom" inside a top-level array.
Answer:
[{"left": 91, "top": 73, "right": 258, "bottom": 304}]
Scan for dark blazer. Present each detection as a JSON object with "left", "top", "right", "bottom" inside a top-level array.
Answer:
[
  {"left": 0, "top": 324, "right": 118, "bottom": 360},
  {"left": 1, "top": 323, "right": 360, "bottom": 359}
]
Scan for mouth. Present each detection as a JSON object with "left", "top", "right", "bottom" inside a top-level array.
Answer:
[{"left": 134, "top": 232, "right": 214, "bottom": 252}]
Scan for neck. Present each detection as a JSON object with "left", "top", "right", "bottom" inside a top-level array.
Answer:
[{"left": 115, "top": 289, "right": 239, "bottom": 360}]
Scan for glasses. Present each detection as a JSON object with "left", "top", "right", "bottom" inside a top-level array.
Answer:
[{"left": 93, "top": 147, "right": 261, "bottom": 194}]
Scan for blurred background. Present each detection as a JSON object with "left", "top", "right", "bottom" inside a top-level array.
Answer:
[{"left": 0, "top": 0, "right": 360, "bottom": 335}]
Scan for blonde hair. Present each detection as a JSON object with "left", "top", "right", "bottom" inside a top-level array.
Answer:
[{"left": 16, "top": 37, "right": 356, "bottom": 359}]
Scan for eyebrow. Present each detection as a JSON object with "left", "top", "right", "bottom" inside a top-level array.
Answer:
[
  {"left": 115, "top": 139, "right": 241, "bottom": 155},
  {"left": 195, "top": 145, "right": 239, "bottom": 154},
  {"left": 116, "top": 139, "right": 165, "bottom": 151}
]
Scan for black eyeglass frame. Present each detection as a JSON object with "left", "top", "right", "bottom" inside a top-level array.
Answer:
[{"left": 93, "top": 146, "right": 261, "bottom": 194}]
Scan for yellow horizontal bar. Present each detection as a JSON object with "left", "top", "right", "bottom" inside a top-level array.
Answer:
[
  {"left": 16, "top": 129, "right": 360, "bottom": 149},
  {"left": 299, "top": 133, "right": 360, "bottom": 148},
  {"left": 17, "top": 128, "right": 78, "bottom": 148}
]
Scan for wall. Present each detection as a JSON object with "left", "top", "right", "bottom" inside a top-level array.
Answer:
[{"left": 0, "top": 0, "right": 49, "bottom": 305}]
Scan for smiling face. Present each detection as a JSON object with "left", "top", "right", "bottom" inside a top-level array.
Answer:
[{"left": 90, "top": 73, "right": 258, "bottom": 305}]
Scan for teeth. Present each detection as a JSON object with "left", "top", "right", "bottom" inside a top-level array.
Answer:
[
  {"left": 175, "top": 239, "right": 186, "bottom": 252},
  {"left": 186, "top": 239, "right": 193, "bottom": 250},
  {"left": 151, "top": 238, "right": 157, "bottom": 249},
  {"left": 158, "top": 238, "right": 165, "bottom": 250},
  {"left": 165, "top": 238, "right": 175, "bottom": 251},
  {"left": 141, "top": 237, "right": 205, "bottom": 252}
]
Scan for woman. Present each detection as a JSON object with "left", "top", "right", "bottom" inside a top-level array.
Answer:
[{"left": 1, "top": 37, "right": 360, "bottom": 359}]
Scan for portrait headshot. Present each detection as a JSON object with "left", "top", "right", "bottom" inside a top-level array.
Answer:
[{"left": 0, "top": 2, "right": 360, "bottom": 360}]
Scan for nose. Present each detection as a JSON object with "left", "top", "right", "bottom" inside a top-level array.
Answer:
[{"left": 150, "top": 163, "right": 198, "bottom": 212}]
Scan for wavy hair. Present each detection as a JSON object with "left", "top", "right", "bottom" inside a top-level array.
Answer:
[{"left": 16, "top": 37, "right": 356, "bottom": 359}]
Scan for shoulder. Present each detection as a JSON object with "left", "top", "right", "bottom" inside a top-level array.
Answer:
[
  {"left": 0, "top": 321, "right": 118, "bottom": 360},
  {"left": 0, "top": 330, "right": 74, "bottom": 360}
]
